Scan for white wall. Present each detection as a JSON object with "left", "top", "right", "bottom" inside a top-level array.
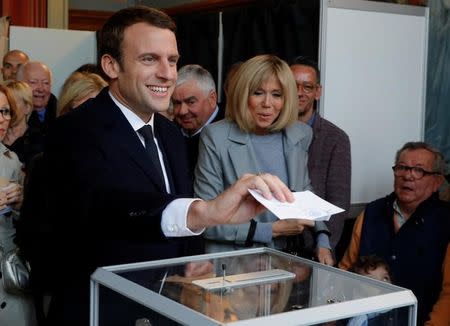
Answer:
[
  {"left": 10, "top": 26, "right": 97, "bottom": 98},
  {"left": 320, "top": 0, "right": 428, "bottom": 204}
]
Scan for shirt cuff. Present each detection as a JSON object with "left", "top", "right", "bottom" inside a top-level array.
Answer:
[
  {"left": 161, "top": 198, "right": 205, "bottom": 237},
  {"left": 316, "top": 233, "right": 331, "bottom": 250},
  {"left": 252, "top": 222, "right": 273, "bottom": 244}
]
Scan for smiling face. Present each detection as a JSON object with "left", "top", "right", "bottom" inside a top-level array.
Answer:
[
  {"left": 172, "top": 79, "right": 217, "bottom": 135},
  {"left": 247, "top": 75, "right": 284, "bottom": 135},
  {"left": 0, "top": 91, "right": 11, "bottom": 142},
  {"left": 22, "top": 63, "right": 52, "bottom": 111},
  {"left": 290, "top": 64, "right": 321, "bottom": 122},
  {"left": 394, "top": 148, "right": 443, "bottom": 212},
  {"left": 103, "top": 22, "right": 179, "bottom": 122}
]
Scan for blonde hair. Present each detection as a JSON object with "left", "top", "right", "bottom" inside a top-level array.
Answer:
[
  {"left": 57, "top": 71, "right": 107, "bottom": 116},
  {"left": 4, "top": 80, "right": 33, "bottom": 119},
  {"left": 0, "top": 84, "right": 22, "bottom": 127},
  {"left": 226, "top": 54, "right": 298, "bottom": 133}
]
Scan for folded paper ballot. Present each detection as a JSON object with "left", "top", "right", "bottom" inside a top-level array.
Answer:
[{"left": 248, "top": 189, "right": 344, "bottom": 221}]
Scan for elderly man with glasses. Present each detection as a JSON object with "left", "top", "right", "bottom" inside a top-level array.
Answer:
[{"left": 339, "top": 141, "right": 450, "bottom": 326}]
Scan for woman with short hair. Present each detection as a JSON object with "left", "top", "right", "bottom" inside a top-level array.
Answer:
[{"left": 194, "top": 54, "right": 332, "bottom": 263}]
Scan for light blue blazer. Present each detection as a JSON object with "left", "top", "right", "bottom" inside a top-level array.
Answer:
[{"left": 194, "top": 119, "right": 325, "bottom": 252}]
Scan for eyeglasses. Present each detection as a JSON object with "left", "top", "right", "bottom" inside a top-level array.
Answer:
[
  {"left": 297, "top": 82, "right": 319, "bottom": 94},
  {"left": 392, "top": 164, "right": 441, "bottom": 179},
  {"left": 0, "top": 108, "right": 11, "bottom": 120}
]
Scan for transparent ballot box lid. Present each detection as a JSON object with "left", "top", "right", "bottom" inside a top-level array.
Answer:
[{"left": 90, "top": 248, "right": 417, "bottom": 326}]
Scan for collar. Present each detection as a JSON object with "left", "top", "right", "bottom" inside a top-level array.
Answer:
[
  {"left": 227, "top": 120, "right": 309, "bottom": 146},
  {"left": 306, "top": 110, "right": 316, "bottom": 127},
  {"left": 393, "top": 200, "right": 408, "bottom": 228},
  {"left": 109, "top": 91, "right": 155, "bottom": 132},
  {"left": 37, "top": 108, "right": 46, "bottom": 122},
  {"left": 0, "top": 142, "right": 9, "bottom": 155},
  {"left": 389, "top": 191, "right": 442, "bottom": 220},
  {"left": 182, "top": 105, "right": 219, "bottom": 137}
]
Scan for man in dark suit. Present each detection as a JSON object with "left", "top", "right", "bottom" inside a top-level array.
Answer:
[
  {"left": 43, "top": 6, "right": 293, "bottom": 326},
  {"left": 290, "top": 57, "right": 351, "bottom": 263},
  {"left": 172, "top": 64, "right": 224, "bottom": 173},
  {"left": 17, "top": 61, "right": 58, "bottom": 169}
]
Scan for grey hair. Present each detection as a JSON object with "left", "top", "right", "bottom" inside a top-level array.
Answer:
[
  {"left": 395, "top": 141, "right": 445, "bottom": 174},
  {"left": 16, "top": 61, "right": 53, "bottom": 84},
  {"left": 176, "top": 64, "right": 216, "bottom": 95}
]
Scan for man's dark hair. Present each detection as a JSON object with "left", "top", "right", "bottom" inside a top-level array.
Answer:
[
  {"left": 98, "top": 6, "right": 176, "bottom": 67},
  {"left": 289, "top": 56, "right": 321, "bottom": 83},
  {"left": 350, "top": 255, "right": 392, "bottom": 280}
]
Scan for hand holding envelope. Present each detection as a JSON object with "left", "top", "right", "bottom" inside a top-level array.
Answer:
[{"left": 248, "top": 189, "right": 344, "bottom": 221}]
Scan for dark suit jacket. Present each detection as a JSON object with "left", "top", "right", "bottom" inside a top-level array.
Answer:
[
  {"left": 308, "top": 113, "right": 351, "bottom": 250},
  {"left": 44, "top": 88, "right": 198, "bottom": 325},
  {"left": 182, "top": 105, "right": 225, "bottom": 174},
  {"left": 18, "top": 93, "right": 58, "bottom": 169}
]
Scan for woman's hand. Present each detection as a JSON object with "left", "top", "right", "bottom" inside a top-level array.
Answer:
[
  {"left": 3, "top": 183, "right": 23, "bottom": 210},
  {"left": 0, "top": 190, "right": 7, "bottom": 210},
  {"left": 272, "top": 218, "right": 315, "bottom": 238}
]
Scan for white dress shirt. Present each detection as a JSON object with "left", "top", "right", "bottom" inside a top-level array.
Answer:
[{"left": 109, "top": 92, "right": 204, "bottom": 237}]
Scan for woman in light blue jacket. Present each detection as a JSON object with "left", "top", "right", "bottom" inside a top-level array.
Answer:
[{"left": 194, "top": 55, "right": 333, "bottom": 264}]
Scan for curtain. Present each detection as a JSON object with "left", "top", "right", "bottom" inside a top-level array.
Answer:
[
  {"left": 0, "top": 16, "right": 11, "bottom": 81},
  {"left": 171, "top": 0, "right": 319, "bottom": 105},
  {"left": 425, "top": 0, "right": 450, "bottom": 166},
  {"left": 173, "top": 12, "right": 220, "bottom": 85},
  {"left": 221, "top": 0, "right": 319, "bottom": 102}
]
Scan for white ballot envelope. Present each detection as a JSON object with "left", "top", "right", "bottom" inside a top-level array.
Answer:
[{"left": 248, "top": 189, "right": 344, "bottom": 221}]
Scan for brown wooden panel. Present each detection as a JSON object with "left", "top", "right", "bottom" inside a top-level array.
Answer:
[
  {"left": 68, "top": 0, "right": 260, "bottom": 31},
  {"left": 2, "top": 0, "right": 46, "bottom": 27},
  {"left": 165, "top": 0, "right": 258, "bottom": 15},
  {"left": 68, "top": 9, "right": 113, "bottom": 31}
]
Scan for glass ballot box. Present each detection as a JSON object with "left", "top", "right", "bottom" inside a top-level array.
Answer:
[{"left": 90, "top": 248, "right": 417, "bottom": 326}]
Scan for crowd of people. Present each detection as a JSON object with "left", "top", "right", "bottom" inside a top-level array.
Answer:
[{"left": 0, "top": 5, "right": 448, "bottom": 326}]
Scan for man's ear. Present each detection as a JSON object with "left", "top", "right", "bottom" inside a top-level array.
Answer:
[
  {"left": 208, "top": 90, "right": 217, "bottom": 108},
  {"left": 434, "top": 174, "right": 445, "bottom": 192},
  {"left": 101, "top": 54, "right": 120, "bottom": 80},
  {"left": 315, "top": 84, "right": 322, "bottom": 101}
]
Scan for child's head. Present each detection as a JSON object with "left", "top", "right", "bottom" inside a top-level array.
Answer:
[{"left": 350, "top": 255, "right": 392, "bottom": 283}]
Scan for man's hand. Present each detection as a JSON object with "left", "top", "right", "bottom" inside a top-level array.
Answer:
[
  {"left": 187, "top": 173, "right": 293, "bottom": 230},
  {"left": 272, "top": 219, "right": 315, "bottom": 238},
  {"left": 316, "top": 247, "right": 334, "bottom": 266},
  {"left": 184, "top": 261, "right": 214, "bottom": 278}
]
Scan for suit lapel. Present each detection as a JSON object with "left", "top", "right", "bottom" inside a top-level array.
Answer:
[
  {"left": 152, "top": 115, "right": 177, "bottom": 192},
  {"left": 93, "top": 90, "right": 167, "bottom": 192},
  {"left": 284, "top": 124, "right": 308, "bottom": 189},
  {"left": 227, "top": 124, "right": 260, "bottom": 177}
]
